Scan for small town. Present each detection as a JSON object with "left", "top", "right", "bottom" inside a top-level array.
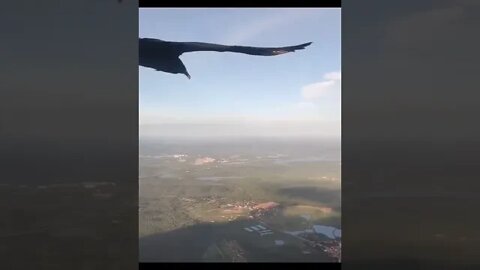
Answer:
[{"left": 177, "top": 195, "right": 341, "bottom": 262}]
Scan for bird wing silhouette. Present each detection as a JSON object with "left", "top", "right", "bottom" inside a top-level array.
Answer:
[{"left": 177, "top": 41, "right": 313, "bottom": 56}]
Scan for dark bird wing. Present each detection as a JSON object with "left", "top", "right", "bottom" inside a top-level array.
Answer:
[{"left": 176, "top": 41, "right": 313, "bottom": 56}]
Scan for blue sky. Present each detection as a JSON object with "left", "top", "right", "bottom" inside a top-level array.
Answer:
[{"left": 139, "top": 8, "right": 341, "bottom": 138}]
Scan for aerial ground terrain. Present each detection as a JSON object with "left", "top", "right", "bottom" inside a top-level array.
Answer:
[{"left": 139, "top": 137, "right": 341, "bottom": 262}]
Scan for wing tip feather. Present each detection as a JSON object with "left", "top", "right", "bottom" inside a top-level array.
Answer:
[{"left": 300, "top": 42, "right": 313, "bottom": 48}]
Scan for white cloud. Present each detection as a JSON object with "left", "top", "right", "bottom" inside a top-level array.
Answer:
[
  {"left": 301, "top": 81, "right": 335, "bottom": 99},
  {"left": 301, "top": 71, "right": 341, "bottom": 100},
  {"left": 324, "top": 71, "right": 341, "bottom": 81}
]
